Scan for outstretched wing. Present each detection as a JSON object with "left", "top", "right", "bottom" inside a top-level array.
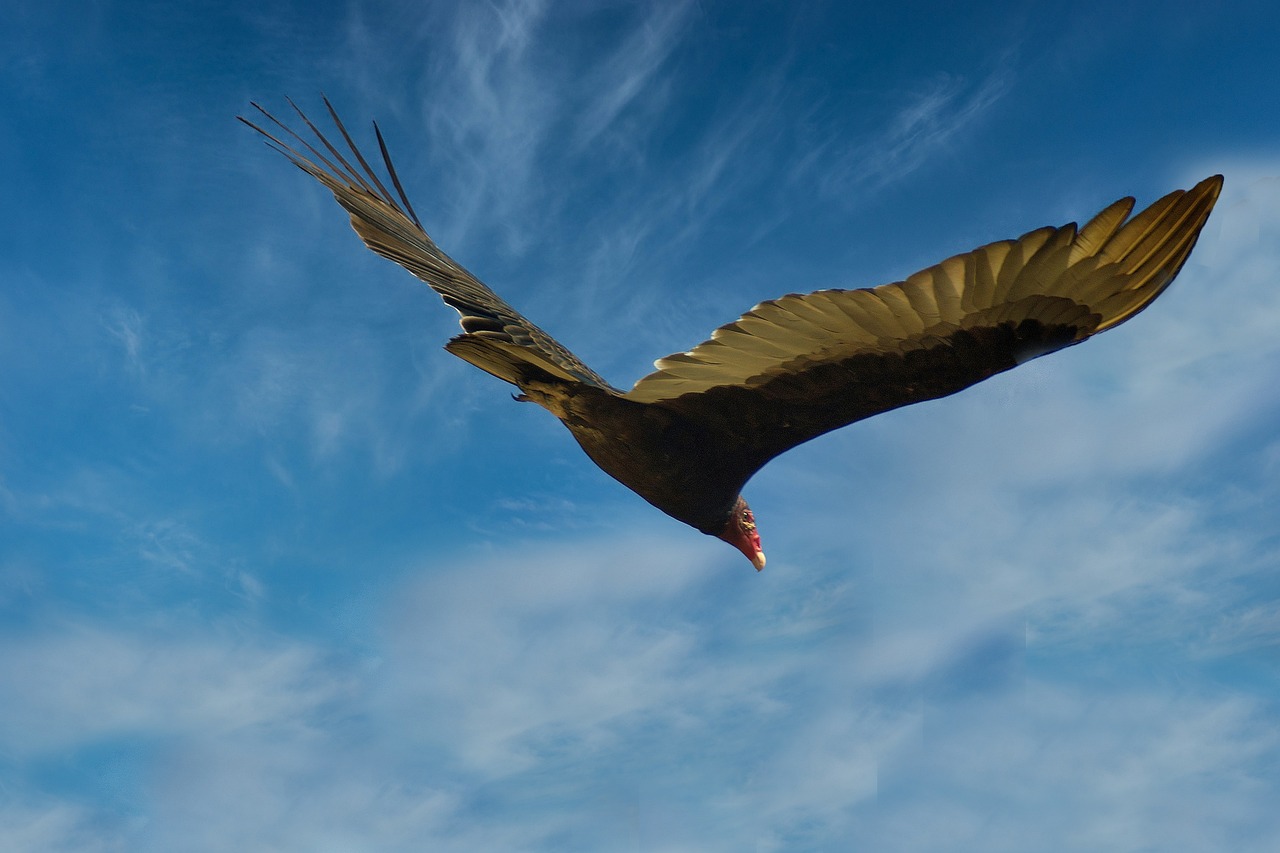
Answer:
[
  {"left": 627, "top": 175, "right": 1222, "bottom": 470},
  {"left": 240, "top": 99, "right": 613, "bottom": 390}
]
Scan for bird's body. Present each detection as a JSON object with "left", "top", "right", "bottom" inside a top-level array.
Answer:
[{"left": 242, "top": 100, "right": 1222, "bottom": 570}]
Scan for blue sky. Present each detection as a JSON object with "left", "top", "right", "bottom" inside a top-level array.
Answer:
[{"left": 2, "top": 0, "right": 1279, "bottom": 849}]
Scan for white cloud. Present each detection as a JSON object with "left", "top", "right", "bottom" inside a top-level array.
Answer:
[
  {"left": 0, "top": 799, "right": 122, "bottom": 853},
  {"left": 376, "top": 535, "right": 739, "bottom": 774},
  {"left": 857, "top": 685, "right": 1280, "bottom": 852},
  {"left": 4, "top": 496, "right": 1280, "bottom": 851},
  {"left": 7, "top": 5, "right": 1280, "bottom": 850},
  {"left": 0, "top": 624, "right": 349, "bottom": 755}
]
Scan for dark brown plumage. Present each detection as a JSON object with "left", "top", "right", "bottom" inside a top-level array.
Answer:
[{"left": 241, "top": 99, "right": 1222, "bottom": 571}]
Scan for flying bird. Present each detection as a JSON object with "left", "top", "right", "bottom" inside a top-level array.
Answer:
[{"left": 242, "top": 99, "right": 1222, "bottom": 571}]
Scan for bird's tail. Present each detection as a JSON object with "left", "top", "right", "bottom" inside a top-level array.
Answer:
[{"left": 444, "top": 335, "right": 575, "bottom": 387}]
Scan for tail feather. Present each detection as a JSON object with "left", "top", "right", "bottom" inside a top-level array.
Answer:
[{"left": 444, "top": 335, "right": 587, "bottom": 386}]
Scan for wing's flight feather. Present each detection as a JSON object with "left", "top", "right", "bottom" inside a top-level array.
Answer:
[
  {"left": 1070, "top": 197, "right": 1134, "bottom": 263},
  {"left": 240, "top": 101, "right": 612, "bottom": 390},
  {"left": 627, "top": 175, "right": 1222, "bottom": 468}
]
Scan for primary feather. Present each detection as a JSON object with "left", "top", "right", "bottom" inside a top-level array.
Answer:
[{"left": 242, "top": 99, "right": 1222, "bottom": 570}]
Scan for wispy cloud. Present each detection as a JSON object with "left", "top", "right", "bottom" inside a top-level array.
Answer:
[
  {"left": 0, "top": 624, "right": 348, "bottom": 756},
  {"left": 812, "top": 65, "right": 1013, "bottom": 197},
  {"left": 571, "top": 2, "right": 695, "bottom": 149},
  {"left": 101, "top": 305, "right": 145, "bottom": 376},
  {"left": 378, "top": 535, "right": 736, "bottom": 775},
  {"left": 857, "top": 686, "right": 1279, "bottom": 851},
  {"left": 8, "top": 6, "right": 1276, "bottom": 850},
  {"left": 7, "top": 504, "right": 1278, "bottom": 850},
  {"left": 0, "top": 799, "right": 119, "bottom": 853}
]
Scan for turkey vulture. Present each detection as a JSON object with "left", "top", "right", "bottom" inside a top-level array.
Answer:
[{"left": 241, "top": 99, "right": 1222, "bottom": 571}]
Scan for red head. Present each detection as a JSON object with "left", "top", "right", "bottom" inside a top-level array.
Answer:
[{"left": 718, "top": 496, "right": 766, "bottom": 571}]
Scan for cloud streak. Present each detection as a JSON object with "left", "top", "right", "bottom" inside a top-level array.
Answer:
[
  {"left": 5, "top": 4, "right": 1279, "bottom": 851},
  {"left": 814, "top": 65, "right": 1013, "bottom": 197}
]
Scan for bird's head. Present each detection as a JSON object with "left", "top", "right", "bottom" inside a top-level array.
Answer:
[{"left": 719, "top": 496, "right": 766, "bottom": 571}]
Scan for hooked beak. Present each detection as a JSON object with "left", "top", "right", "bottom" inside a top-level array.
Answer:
[
  {"left": 737, "top": 530, "right": 766, "bottom": 572},
  {"left": 725, "top": 530, "right": 766, "bottom": 572},
  {"left": 721, "top": 496, "right": 766, "bottom": 572}
]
